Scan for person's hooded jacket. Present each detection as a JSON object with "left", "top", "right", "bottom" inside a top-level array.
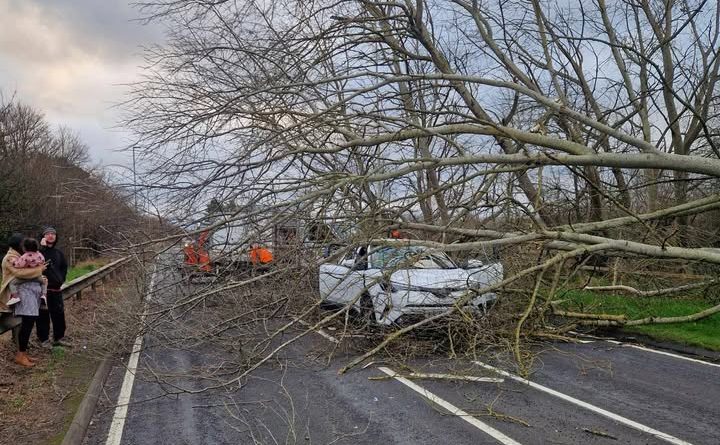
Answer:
[{"left": 40, "top": 230, "right": 68, "bottom": 291}]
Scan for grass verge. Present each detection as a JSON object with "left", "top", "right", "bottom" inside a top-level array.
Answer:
[
  {"left": 47, "top": 349, "right": 96, "bottom": 445},
  {"left": 66, "top": 259, "right": 109, "bottom": 282},
  {"left": 0, "top": 262, "right": 139, "bottom": 444},
  {"left": 559, "top": 290, "right": 720, "bottom": 351},
  {"left": 0, "top": 342, "right": 96, "bottom": 443}
]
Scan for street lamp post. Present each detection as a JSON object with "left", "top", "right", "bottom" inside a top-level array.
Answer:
[
  {"left": 106, "top": 163, "right": 141, "bottom": 212},
  {"left": 132, "top": 145, "right": 138, "bottom": 211}
]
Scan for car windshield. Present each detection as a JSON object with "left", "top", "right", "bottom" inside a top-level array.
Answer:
[{"left": 369, "top": 246, "right": 457, "bottom": 270}]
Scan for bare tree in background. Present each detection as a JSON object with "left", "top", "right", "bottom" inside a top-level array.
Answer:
[
  {"left": 0, "top": 94, "right": 141, "bottom": 256},
  {"left": 51, "top": 126, "right": 91, "bottom": 167}
]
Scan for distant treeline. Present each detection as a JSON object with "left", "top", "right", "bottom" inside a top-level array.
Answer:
[{"left": 0, "top": 94, "right": 157, "bottom": 260}]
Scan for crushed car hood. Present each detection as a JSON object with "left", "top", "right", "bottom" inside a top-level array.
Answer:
[{"left": 390, "top": 267, "right": 495, "bottom": 290}]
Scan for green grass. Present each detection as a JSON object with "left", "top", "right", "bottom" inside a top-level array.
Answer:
[
  {"left": 559, "top": 290, "right": 720, "bottom": 351},
  {"left": 0, "top": 261, "right": 100, "bottom": 286},
  {"left": 47, "top": 353, "right": 96, "bottom": 445},
  {"left": 66, "top": 264, "right": 100, "bottom": 282},
  {"left": 8, "top": 395, "right": 25, "bottom": 410},
  {"left": 51, "top": 345, "right": 67, "bottom": 360}
]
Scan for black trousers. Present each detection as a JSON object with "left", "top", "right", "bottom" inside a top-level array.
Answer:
[
  {"left": 18, "top": 316, "right": 37, "bottom": 352},
  {"left": 37, "top": 290, "right": 66, "bottom": 342}
]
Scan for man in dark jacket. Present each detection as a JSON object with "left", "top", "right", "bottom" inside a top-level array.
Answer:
[{"left": 37, "top": 226, "right": 70, "bottom": 348}]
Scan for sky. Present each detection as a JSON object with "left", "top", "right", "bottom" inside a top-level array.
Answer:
[{"left": 0, "top": 0, "right": 163, "bottom": 167}]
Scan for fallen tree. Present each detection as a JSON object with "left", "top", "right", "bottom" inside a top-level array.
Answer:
[{"left": 121, "top": 0, "right": 720, "bottom": 395}]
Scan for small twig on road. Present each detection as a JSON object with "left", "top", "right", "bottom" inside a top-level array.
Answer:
[
  {"left": 192, "top": 401, "right": 273, "bottom": 408},
  {"left": 369, "top": 372, "right": 504, "bottom": 383},
  {"left": 482, "top": 410, "right": 531, "bottom": 428},
  {"left": 582, "top": 428, "right": 618, "bottom": 440}
]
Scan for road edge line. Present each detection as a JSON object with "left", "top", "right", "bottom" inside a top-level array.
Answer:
[
  {"left": 568, "top": 331, "right": 720, "bottom": 368},
  {"left": 378, "top": 367, "right": 522, "bottom": 445},
  {"left": 624, "top": 344, "right": 720, "bottom": 368},
  {"left": 105, "top": 266, "right": 157, "bottom": 445},
  {"left": 472, "top": 361, "right": 693, "bottom": 445}
]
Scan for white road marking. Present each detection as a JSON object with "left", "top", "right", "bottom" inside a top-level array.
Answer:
[
  {"left": 567, "top": 331, "right": 609, "bottom": 340},
  {"left": 295, "top": 318, "right": 341, "bottom": 343},
  {"left": 305, "top": 320, "right": 514, "bottom": 439},
  {"left": 105, "top": 266, "right": 158, "bottom": 445},
  {"left": 404, "top": 372, "right": 503, "bottom": 383},
  {"left": 568, "top": 331, "right": 623, "bottom": 345},
  {"left": 314, "top": 328, "right": 341, "bottom": 344},
  {"left": 378, "top": 367, "right": 522, "bottom": 445},
  {"left": 473, "top": 360, "right": 693, "bottom": 445},
  {"left": 568, "top": 331, "right": 720, "bottom": 368},
  {"left": 623, "top": 344, "right": 720, "bottom": 368},
  {"left": 303, "top": 319, "right": 705, "bottom": 444}
]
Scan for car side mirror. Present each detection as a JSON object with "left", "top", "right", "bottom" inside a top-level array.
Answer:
[
  {"left": 353, "top": 246, "right": 368, "bottom": 270},
  {"left": 353, "top": 258, "right": 368, "bottom": 271},
  {"left": 467, "top": 259, "right": 484, "bottom": 268}
]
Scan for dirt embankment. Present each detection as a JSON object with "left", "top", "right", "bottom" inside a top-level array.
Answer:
[{"left": 0, "top": 266, "right": 143, "bottom": 444}]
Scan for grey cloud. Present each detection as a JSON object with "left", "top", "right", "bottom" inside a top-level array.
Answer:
[
  {"left": 37, "top": 0, "right": 164, "bottom": 57},
  {"left": 1, "top": 0, "right": 163, "bottom": 64},
  {"left": 0, "top": 0, "right": 163, "bottom": 165}
]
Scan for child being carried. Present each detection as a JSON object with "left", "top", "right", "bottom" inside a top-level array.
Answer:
[{"left": 7, "top": 238, "right": 48, "bottom": 306}]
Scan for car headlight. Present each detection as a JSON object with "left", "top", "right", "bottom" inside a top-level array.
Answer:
[
  {"left": 387, "top": 283, "right": 421, "bottom": 293},
  {"left": 389, "top": 283, "right": 466, "bottom": 298}
]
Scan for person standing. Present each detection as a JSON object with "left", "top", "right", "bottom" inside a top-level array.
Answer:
[
  {"left": 1, "top": 234, "right": 44, "bottom": 312},
  {"left": 9, "top": 240, "right": 47, "bottom": 367},
  {"left": 7, "top": 238, "right": 48, "bottom": 307},
  {"left": 1, "top": 233, "right": 45, "bottom": 366},
  {"left": 36, "top": 226, "right": 70, "bottom": 348},
  {"left": 249, "top": 243, "right": 273, "bottom": 265}
]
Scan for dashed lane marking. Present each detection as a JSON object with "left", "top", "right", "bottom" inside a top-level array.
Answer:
[
  {"left": 473, "top": 360, "right": 694, "bottom": 445},
  {"left": 378, "top": 367, "right": 522, "bottom": 445},
  {"left": 303, "top": 319, "right": 694, "bottom": 444},
  {"left": 303, "top": 319, "right": 518, "bottom": 442}
]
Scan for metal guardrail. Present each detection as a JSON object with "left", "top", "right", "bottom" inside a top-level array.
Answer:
[
  {"left": 0, "top": 256, "right": 130, "bottom": 336},
  {"left": 61, "top": 257, "right": 131, "bottom": 300}
]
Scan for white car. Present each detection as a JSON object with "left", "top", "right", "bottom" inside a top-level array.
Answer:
[{"left": 319, "top": 242, "right": 503, "bottom": 325}]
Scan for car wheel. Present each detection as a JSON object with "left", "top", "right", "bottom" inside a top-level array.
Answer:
[
  {"left": 480, "top": 297, "right": 498, "bottom": 316},
  {"left": 319, "top": 299, "right": 338, "bottom": 311}
]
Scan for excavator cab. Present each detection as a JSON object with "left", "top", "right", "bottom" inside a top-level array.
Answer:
[{"left": 181, "top": 231, "right": 213, "bottom": 277}]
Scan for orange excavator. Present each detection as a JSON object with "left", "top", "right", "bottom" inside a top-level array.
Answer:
[
  {"left": 182, "top": 230, "right": 212, "bottom": 274},
  {"left": 182, "top": 230, "right": 275, "bottom": 277},
  {"left": 249, "top": 244, "right": 273, "bottom": 266}
]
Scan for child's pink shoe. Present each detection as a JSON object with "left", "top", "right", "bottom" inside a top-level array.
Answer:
[{"left": 7, "top": 296, "right": 20, "bottom": 306}]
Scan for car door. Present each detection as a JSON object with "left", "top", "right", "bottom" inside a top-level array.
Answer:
[{"left": 319, "top": 246, "right": 368, "bottom": 306}]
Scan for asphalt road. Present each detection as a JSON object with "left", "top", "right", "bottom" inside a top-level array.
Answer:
[{"left": 82, "top": 263, "right": 720, "bottom": 445}]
